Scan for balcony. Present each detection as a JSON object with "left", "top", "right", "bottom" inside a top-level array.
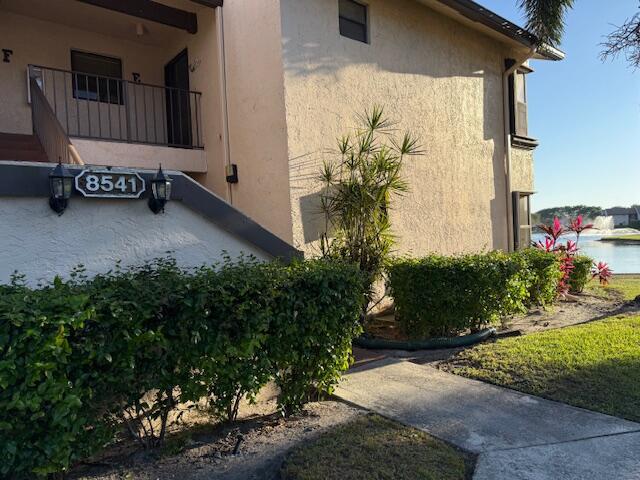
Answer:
[
  {"left": 0, "top": 0, "right": 218, "bottom": 173},
  {"left": 29, "top": 65, "right": 203, "bottom": 150}
]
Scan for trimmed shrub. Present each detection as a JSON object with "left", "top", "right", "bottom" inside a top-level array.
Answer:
[
  {"left": 268, "top": 260, "right": 364, "bottom": 415},
  {"left": 568, "top": 255, "right": 594, "bottom": 293},
  {"left": 516, "top": 248, "right": 563, "bottom": 306},
  {"left": 388, "top": 252, "right": 529, "bottom": 339},
  {"left": 0, "top": 278, "right": 113, "bottom": 479},
  {"left": 0, "top": 258, "right": 364, "bottom": 479}
]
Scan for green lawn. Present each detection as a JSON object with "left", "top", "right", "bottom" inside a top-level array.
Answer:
[
  {"left": 280, "top": 414, "right": 473, "bottom": 480},
  {"left": 599, "top": 235, "right": 640, "bottom": 242},
  {"left": 448, "top": 315, "right": 640, "bottom": 422},
  {"left": 585, "top": 274, "right": 640, "bottom": 301}
]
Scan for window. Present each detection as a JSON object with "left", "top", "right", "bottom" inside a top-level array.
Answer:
[
  {"left": 71, "top": 50, "right": 123, "bottom": 105},
  {"left": 508, "top": 68, "right": 529, "bottom": 137},
  {"left": 339, "top": 0, "right": 368, "bottom": 43},
  {"left": 513, "top": 191, "right": 532, "bottom": 250}
]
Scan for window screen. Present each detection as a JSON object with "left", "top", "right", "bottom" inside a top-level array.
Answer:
[
  {"left": 71, "top": 50, "right": 123, "bottom": 105},
  {"left": 339, "top": 0, "right": 368, "bottom": 43},
  {"left": 513, "top": 191, "right": 532, "bottom": 250},
  {"left": 508, "top": 69, "right": 528, "bottom": 137}
]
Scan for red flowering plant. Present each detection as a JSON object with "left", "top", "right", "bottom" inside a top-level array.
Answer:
[
  {"left": 569, "top": 215, "right": 594, "bottom": 246},
  {"left": 535, "top": 216, "right": 612, "bottom": 296},
  {"left": 592, "top": 261, "right": 613, "bottom": 286}
]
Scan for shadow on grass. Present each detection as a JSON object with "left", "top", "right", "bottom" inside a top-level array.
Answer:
[
  {"left": 280, "top": 414, "right": 475, "bottom": 480},
  {"left": 530, "top": 356, "right": 640, "bottom": 423}
]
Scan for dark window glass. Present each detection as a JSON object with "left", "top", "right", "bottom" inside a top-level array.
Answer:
[
  {"left": 513, "top": 192, "right": 532, "bottom": 250},
  {"left": 71, "top": 50, "right": 123, "bottom": 105},
  {"left": 339, "top": 0, "right": 368, "bottom": 43},
  {"left": 509, "top": 69, "right": 528, "bottom": 137}
]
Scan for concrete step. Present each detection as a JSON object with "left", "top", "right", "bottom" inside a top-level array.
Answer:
[
  {"left": 0, "top": 132, "right": 49, "bottom": 162},
  {"left": 0, "top": 148, "right": 49, "bottom": 162},
  {"left": 0, "top": 132, "right": 41, "bottom": 143},
  {"left": 0, "top": 139, "right": 45, "bottom": 151}
]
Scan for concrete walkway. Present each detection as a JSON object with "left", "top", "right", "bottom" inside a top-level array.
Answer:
[{"left": 335, "top": 359, "right": 640, "bottom": 479}]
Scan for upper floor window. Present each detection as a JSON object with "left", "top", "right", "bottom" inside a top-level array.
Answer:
[
  {"left": 339, "top": 0, "right": 368, "bottom": 44},
  {"left": 508, "top": 68, "right": 529, "bottom": 138},
  {"left": 71, "top": 50, "right": 124, "bottom": 105}
]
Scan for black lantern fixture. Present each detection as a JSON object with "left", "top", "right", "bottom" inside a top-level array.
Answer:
[
  {"left": 49, "top": 159, "right": 74, "bottom": 215},
  {"left": 148, "top": 164, "right": 172, "bottom": 214}
]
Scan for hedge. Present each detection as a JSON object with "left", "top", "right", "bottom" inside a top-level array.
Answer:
[
  {"left": 0, "top": 258, "right": 364, "bottom": 479},
  {"left": 388, "top": 252, "right": 530, "bottom": 339},
  {"left": 568, "top": 255, "right": 594, "bottom": 293},
  {"left": 516, "top": 248, "right": 563, "bottom": 306}
]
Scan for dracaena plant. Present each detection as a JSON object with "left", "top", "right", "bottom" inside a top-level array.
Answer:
[
  {"left": 569, "top": 214, "right": 594, "bottom": 245},
  {"left": 319, "top": 106, "right": 423, "bottom": 313},
  {"left": 535, "top": 216, "right": 612, "bottom": 295}
]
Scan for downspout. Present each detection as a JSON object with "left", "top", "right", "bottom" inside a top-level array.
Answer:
[
  {"left": 503, "top": 47, "right": 536, "bottom": 251},
  {"left": 216, "top": 6, "right": 233, "bottom": 204}
]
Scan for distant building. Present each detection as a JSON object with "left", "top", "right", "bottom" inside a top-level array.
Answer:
[{"left": 601, "top": 207, "right": 640, "bottom": 227}]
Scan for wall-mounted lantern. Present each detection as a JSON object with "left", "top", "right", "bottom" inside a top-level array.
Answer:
[
  {"left": 148, "top": 164, "right": 172, "bottom": 214},
  {"left": 49, "top": 160, "right": 74, "bottom": 215}
]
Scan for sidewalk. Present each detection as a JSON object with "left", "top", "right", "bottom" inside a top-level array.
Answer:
[{"left": 335, "top": 359, "right": 640, "bottom": 479}]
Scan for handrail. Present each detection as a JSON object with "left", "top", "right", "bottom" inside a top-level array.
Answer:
[
  {"left": 28, "top": 64, "right": 203, "bottom": 95},
  {"left": 28, "top": 64, "right": 204, "bottom": 149},
  {"left": 29, "top": 76, "right": 83, "bottom": 165}
]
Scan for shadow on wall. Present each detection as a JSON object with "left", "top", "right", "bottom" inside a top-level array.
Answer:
[
  {"left": 299, "top": 190, "right": 325, "bottom": 244},
  {"left": 281, "top": 0, "right": 509, "bottom": 252}
]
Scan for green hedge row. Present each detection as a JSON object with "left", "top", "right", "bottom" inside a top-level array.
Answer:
[
  {"left": 0, "top": 258, "right": 364, "bottom": 479},
  {"left": 388, "top": 249, "right": 561, "bottom": 339}
]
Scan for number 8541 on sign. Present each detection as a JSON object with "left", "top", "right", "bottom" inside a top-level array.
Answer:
[{"left": 75, "top": 169, "right": 147, "bottom": 199}]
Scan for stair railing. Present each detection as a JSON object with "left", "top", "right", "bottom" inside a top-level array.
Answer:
[{"left": 28, "top": 69, "right": 83, "bottom": 165}]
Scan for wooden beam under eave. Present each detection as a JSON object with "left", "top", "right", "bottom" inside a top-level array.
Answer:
[
  {"left": 76, "top": 0, "right": 198, "bottom": 34},
  {"left": 189, "top": 0, "right": 223, "bottom": 7}
]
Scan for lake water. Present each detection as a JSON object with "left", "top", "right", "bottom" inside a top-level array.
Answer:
[{"left": 532, "top": 233, "right": 640, "bottom": 274}]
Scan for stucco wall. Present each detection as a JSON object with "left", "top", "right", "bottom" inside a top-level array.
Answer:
[
  {"left": 279, "top": 0, "right": 528, "bottom": 256},
  {"left": 219, "top": 0, "right": 294, "bottom": 243},
  {"left": 510, "top": 146, "right": 535, "bottom": 193},
  {"left": 0, "top": 197, "right": 268, "bottom": 285},
  {"left": 73, "top": 139, "right": 207, "bottom": 172}
]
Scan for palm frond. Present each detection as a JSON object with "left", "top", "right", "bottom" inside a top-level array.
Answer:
[{"left": 518, "top": 0, "right": 574, "bottom": 46}]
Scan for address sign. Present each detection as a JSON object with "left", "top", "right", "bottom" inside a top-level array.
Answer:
[{"left": 75, "top": 169, "right": 146, "bottom": 199}]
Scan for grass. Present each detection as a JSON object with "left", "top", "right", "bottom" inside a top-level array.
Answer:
[
  {"left": 585, "top": 274, "right": 640, "bottom": 301},
  {"left": 599, "top": 234, "right": 640, "bottom": 242},
  {"left": 280, "top": 414, "right": 474, "bottom": 480},
  {"left": 449, "top": 314, "right": 640, "bottom": 422}
]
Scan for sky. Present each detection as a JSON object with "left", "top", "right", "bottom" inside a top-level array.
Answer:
[{"left": 480, "top": 0, "right": 640, "bottom": 212}]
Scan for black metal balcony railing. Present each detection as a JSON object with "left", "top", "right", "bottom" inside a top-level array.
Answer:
[{"left": 28, "top": 65, "right": 203, "bottom": 149}]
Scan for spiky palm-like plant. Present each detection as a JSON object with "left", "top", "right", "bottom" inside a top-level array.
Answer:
[{"left": 319, "top": 106, "right": 422, "bottom": 312}]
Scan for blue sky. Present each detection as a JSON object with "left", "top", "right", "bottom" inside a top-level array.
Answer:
[{"left": 481, "top": 0, "right": 640, "bottom": 212}]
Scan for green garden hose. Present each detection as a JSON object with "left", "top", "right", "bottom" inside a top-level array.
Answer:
[{"left": 353, "top": 328, "right": 497, "bottom": 351}]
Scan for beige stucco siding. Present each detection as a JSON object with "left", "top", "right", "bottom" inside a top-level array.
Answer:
[
  {"left": 220, "top": 0, "right": 294, "bottom": 243},
  {"left": 280, "top": 0, "right": 527, "bottom": 255},
  {"left": 510, "top": 146, "right": 535, "bottom": 193}
]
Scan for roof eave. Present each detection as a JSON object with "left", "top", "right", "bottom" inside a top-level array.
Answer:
[
  {"left": 431, "top": 0, "right": 565, "bottom": 61},
  {"left": 533, "top": 43, "right": 566, "bottom": 61}
]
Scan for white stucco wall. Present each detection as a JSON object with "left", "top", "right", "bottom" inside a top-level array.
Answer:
[{"left": 0, "top": 197, "right": 268, "bottom": 285}]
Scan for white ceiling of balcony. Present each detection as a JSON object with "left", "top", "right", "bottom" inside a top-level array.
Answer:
[{"left": 0, "top": 0, "right": 205, "bottom": 47}]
